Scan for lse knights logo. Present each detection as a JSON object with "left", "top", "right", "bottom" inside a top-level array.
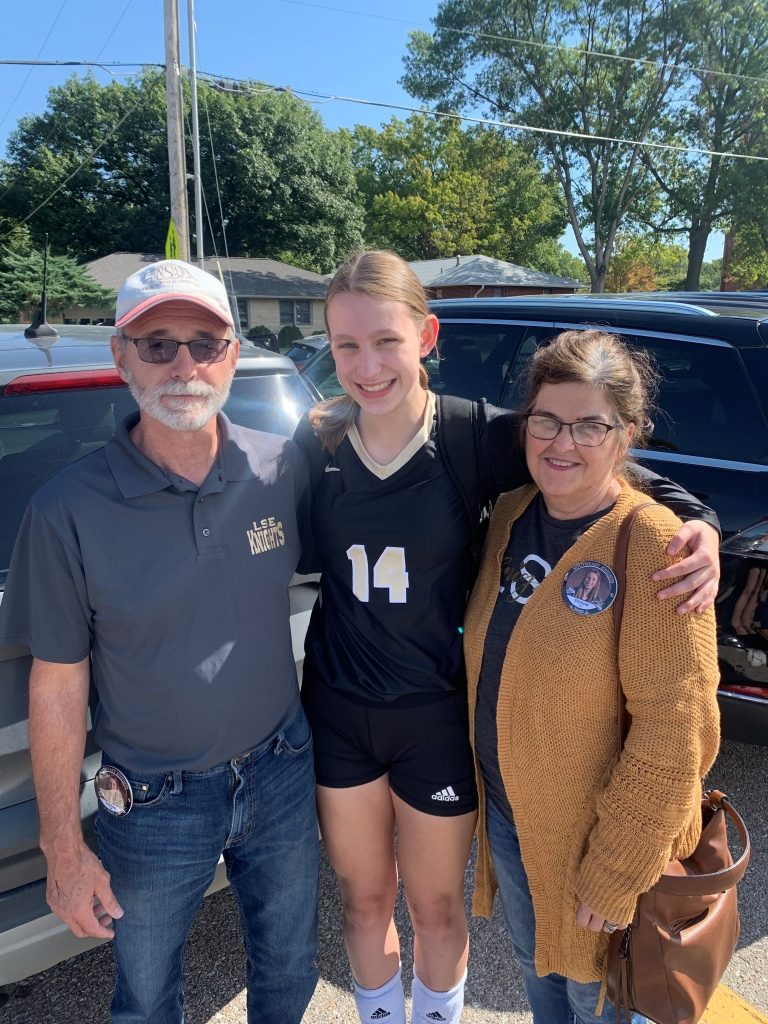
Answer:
[{"left": 246, "top": 516, "right": 285, "bottom": 555}]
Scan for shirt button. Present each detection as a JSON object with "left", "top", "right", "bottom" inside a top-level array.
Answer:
[{"left": 202, "top": 528, "right": 211, "bottom": 537}]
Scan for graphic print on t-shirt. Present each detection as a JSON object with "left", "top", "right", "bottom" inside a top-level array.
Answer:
[{"left": 501, "top": 551, "right": 552, "bottom": 604}]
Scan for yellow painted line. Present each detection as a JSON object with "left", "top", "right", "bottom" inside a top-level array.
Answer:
[{"left": 701, "top": 985, "right": 768, "bottom": 1024}]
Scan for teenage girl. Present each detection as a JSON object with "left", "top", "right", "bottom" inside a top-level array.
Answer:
[{"left": 294, "top": 250, "right": 720, "bottom": 1024}]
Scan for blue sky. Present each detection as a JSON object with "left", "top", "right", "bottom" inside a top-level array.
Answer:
[{"left": 0, "top": 0, "right": 723, "bottom": 261}]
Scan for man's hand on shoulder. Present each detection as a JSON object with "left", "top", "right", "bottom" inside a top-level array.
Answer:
[{"left": 44, "top": 840, "right": 123, "bottom": 939}]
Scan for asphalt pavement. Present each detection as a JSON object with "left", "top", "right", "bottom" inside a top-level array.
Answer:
[{"left": 2, "top": 738, "right": 765, "bottom": 1024}]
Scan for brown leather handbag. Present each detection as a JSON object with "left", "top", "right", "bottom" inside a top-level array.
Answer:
[{"left": 604, "top": 505, "right": 751, "bottom": 1024}]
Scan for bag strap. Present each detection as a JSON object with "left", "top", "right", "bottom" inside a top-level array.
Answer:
[
  {"left": 612, "top": 506, "right": 751, "bottom": 894},
  {"left": 436, "top": 394, "right": 486, "bottom": 580},
  {"left": 612, "top": 503, "right": 655, "bottom": 746},
  {"left": 653, "top": 791, "right": 751, "bottom": 895}
]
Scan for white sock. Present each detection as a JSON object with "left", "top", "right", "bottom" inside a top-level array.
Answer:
[
  {"left": 354, "top": 964, "right": 407, "bottom": 1024},
  {"left": 410, "top": 968, "right": 467, "bottom": 1024}
]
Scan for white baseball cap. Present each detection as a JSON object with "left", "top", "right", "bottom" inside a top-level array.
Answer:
[{"left": 115, "top": 259, "right": 235, "bottom": 329}]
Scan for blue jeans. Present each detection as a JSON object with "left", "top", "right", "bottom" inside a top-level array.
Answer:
[
  {"left": 95, "top": 706, "right": 319, "bottom": 1024},
  {"left": 485, "top": 798, "right": 644, "bottom": 1024}
]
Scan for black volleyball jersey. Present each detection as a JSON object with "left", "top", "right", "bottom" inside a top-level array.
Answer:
[{"left": 303, "top": 404, "right": 471, "bottom": 703}]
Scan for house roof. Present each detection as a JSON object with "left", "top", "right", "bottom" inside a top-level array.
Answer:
[
  {"left": 410, "top": 255, "right": 582, "bottom": 289},
  {"left": 86, "top": 253, "right": 330, "bottom": 299}
]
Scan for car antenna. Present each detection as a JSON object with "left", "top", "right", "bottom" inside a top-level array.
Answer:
[{"left": 24, "top": 233, "right": 59, "bottom": 341}]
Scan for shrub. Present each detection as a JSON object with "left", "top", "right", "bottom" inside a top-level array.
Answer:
[
  {"left": 278, "top": 325, "right": 304, "bottom": 349},
  {"left": 246, "top": 324, "right": 272, "bottom": 340}
]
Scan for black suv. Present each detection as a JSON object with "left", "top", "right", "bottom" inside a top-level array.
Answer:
[
  {"left": 303, "top": 292, "right": 768, "bottom": 746},
  {"left": 0, "top": 324, "right": 320, "bottom": 986}
]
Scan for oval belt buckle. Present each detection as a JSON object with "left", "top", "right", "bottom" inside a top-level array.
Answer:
[{"left": 94, "top": 765, "right": 134, "bottom": 816}]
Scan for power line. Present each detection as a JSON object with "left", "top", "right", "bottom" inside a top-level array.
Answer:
[
  {"left": 0, "top": 0, "right": 70, "bottom": 132},
  {"left": 199, "top": 75, "right": 768, "bottom": 163},
  {"left": 280, "top": 0, "right": 768, "bottom": 88},
  {"left": 0, "top": 102, "right": 140, "bottom": 240},
  {"left": 0, "top": 60, "right": 158, "bottom": 68},
  {"left": 94, "top": 0, "right": 136, "bottom": 61},
  {"left": 0, "top": 59, "right": 160, "bottom": 209}
]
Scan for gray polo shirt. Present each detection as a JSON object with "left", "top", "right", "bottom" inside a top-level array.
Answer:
[{"left": 0, "top": 412, "right": 308, "bottom": 772}]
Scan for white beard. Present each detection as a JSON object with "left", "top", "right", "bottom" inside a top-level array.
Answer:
[{"left": 125, "top": 372, "right": 232, "bottom": 431}]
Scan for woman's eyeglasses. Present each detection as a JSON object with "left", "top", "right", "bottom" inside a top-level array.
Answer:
[{"left": 524, "top": 414, "right": 619, "bottom": 447}]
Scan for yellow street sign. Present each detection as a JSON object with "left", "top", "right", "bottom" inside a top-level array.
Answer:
[{"left": 165, "top": 219, "right": 181, "bottom": 261}]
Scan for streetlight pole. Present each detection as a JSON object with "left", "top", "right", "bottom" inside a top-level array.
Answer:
[{"left": 164, "top": 0, "right": 190, "bottom": 261}]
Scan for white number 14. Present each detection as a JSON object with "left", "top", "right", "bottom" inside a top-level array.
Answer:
[{"left": 346, "top": 545, "right": 409, "bottom": 603}]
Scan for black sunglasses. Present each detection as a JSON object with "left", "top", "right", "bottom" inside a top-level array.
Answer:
[{"left": 128, "top": 336, "right": 231, "bottom": 365}]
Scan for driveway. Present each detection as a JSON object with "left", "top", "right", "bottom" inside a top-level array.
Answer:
[{"left": 3, "top": 738, "right": 765, "bottom": 1023}]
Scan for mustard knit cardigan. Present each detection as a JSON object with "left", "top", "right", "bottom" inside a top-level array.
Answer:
[{"left": 463, "top": 482, "right": 721, "bottom": 983}]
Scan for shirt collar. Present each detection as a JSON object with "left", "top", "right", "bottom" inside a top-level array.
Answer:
[{"left": 105, "top": 412, "right": 261, "bottom": 499}]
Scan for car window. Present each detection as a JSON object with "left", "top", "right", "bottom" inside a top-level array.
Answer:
[
  {"left": 302, "top": 347, "right": 345, "bottom": 398},
  {"left": 0, "top": 373, "right": 314, "bottom": 582},
  {"left": 433, "top": 322, "right": 527, "bottom": 404},
  {"left": 497, "top": 326, "right": 555, "bottom": 411},
  {"left": 0, "top": 386, "right": 137, "bottom": 579},
  {"left": 285, "top": 343, "right": 315, "bottom": 361},
  {"left": 740, "top": 350, "right": 768, "bottom": 419},
  {"left": 634, "top": 338, "right": 768, "bottom": 463},
  {"left": 502, "top": 329, "right": 768, "bottom": 464},
  {"left": 224, "top": 373, "right": 315, "bottom": 436}
]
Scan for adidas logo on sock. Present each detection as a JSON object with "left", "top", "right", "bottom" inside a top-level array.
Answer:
[
  {"left": 370, "top": 1010, "right": 390, "bottom": 1020},
  {"left": 426, "top": 1013, "right": 447, "bottom": 1022},
  {"left": 431, "top": 786, "right": 459, "bottom": 802}
]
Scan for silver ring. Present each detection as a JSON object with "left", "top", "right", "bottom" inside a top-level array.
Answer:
[{"left": 603, "top": 922, "right": 619, "bottom": 933}]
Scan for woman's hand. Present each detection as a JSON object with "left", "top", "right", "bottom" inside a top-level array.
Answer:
[
  {"left": 575, "top": 901, "right": 628, "bottom": 935},
  {"left": 651, "top": 519, "right": 720, "bottom": 615}
]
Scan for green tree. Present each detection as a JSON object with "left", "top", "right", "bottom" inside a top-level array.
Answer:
[
  {"left": 348, "top": 114, "right": 567, "bottom": 266},
  {"left": 603, "top": 235, "right": 688, "bottom": 292},
  {"left": 0, "top": 71, "right": 364, "bottom": 272},
  {"left": 528, "top": 240, "right": 590, "bottom": 283},
  {"left": 726, "top": 225, "right": 768, "bottom": 287},
  {"left": 698, "top": 258, "right": 723, "bottom": 290},
  {"left": 402, "top": 0, "right": 689, "bottom": 292},
  {"left": 640, "top": 0, "right": 768, "bottom": 289},
  {"left": 0, "top": 243, "right": 114, "bottom": 322}
]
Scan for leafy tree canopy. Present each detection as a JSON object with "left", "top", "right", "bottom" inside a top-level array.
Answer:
[
  {"left": 726, "top": 226, "right": 768, "bottom": 288},
  {"left": 604, "top": 235, "right": 686, "bottom": 291},
  {"left": 0, "top": 71, "right": 364, "bottom": 273},
  {"left": 347, "top": 114, "right": 567, "bottom": 269},
  {"left": 639, "top": 0, "right": 768, "bottom": 288},
  {"left": 402, "top": 0, "right": 689, "bottom": 291},
  {"left": 401, "top": 0, "right": 768, "bottom": 291}
]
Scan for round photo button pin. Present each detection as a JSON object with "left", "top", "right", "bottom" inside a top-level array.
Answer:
[
  {"left": 94, "top": 765, "right": 133, "bottom": 816},
  {"left": 562, "top": 561, "right": 618, "bottom": 616}
]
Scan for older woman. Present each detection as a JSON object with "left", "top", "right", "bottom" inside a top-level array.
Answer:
[{"left": 464, "top": 330, "right": 721, "bottom": 1024}]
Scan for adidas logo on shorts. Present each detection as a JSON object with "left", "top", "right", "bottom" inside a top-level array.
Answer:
[
  {"left": 431, "top": 786, "right": 459, "bottom": 802},
  {"left": 370, "top": 1010, "right": 390, "bottom": 1020},
  {"left": 426, "top": 1013, "right": 447, "bottom": 1021}
]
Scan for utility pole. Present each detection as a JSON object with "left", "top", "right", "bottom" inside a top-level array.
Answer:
[
  {"left": 164, "top": 0, "right": 190, "bottom": 262},
  {"left": 187, "top": 0, "right": 204, "bottom": 267}
]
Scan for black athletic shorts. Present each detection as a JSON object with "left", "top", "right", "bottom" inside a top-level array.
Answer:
[{"left": 301, "top": 679, "right": 478, "bottom": 817}]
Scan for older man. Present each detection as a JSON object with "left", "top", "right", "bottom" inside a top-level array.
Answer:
[{"left": 0, "top": 260, "right": 318, "bottom": 1023}]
